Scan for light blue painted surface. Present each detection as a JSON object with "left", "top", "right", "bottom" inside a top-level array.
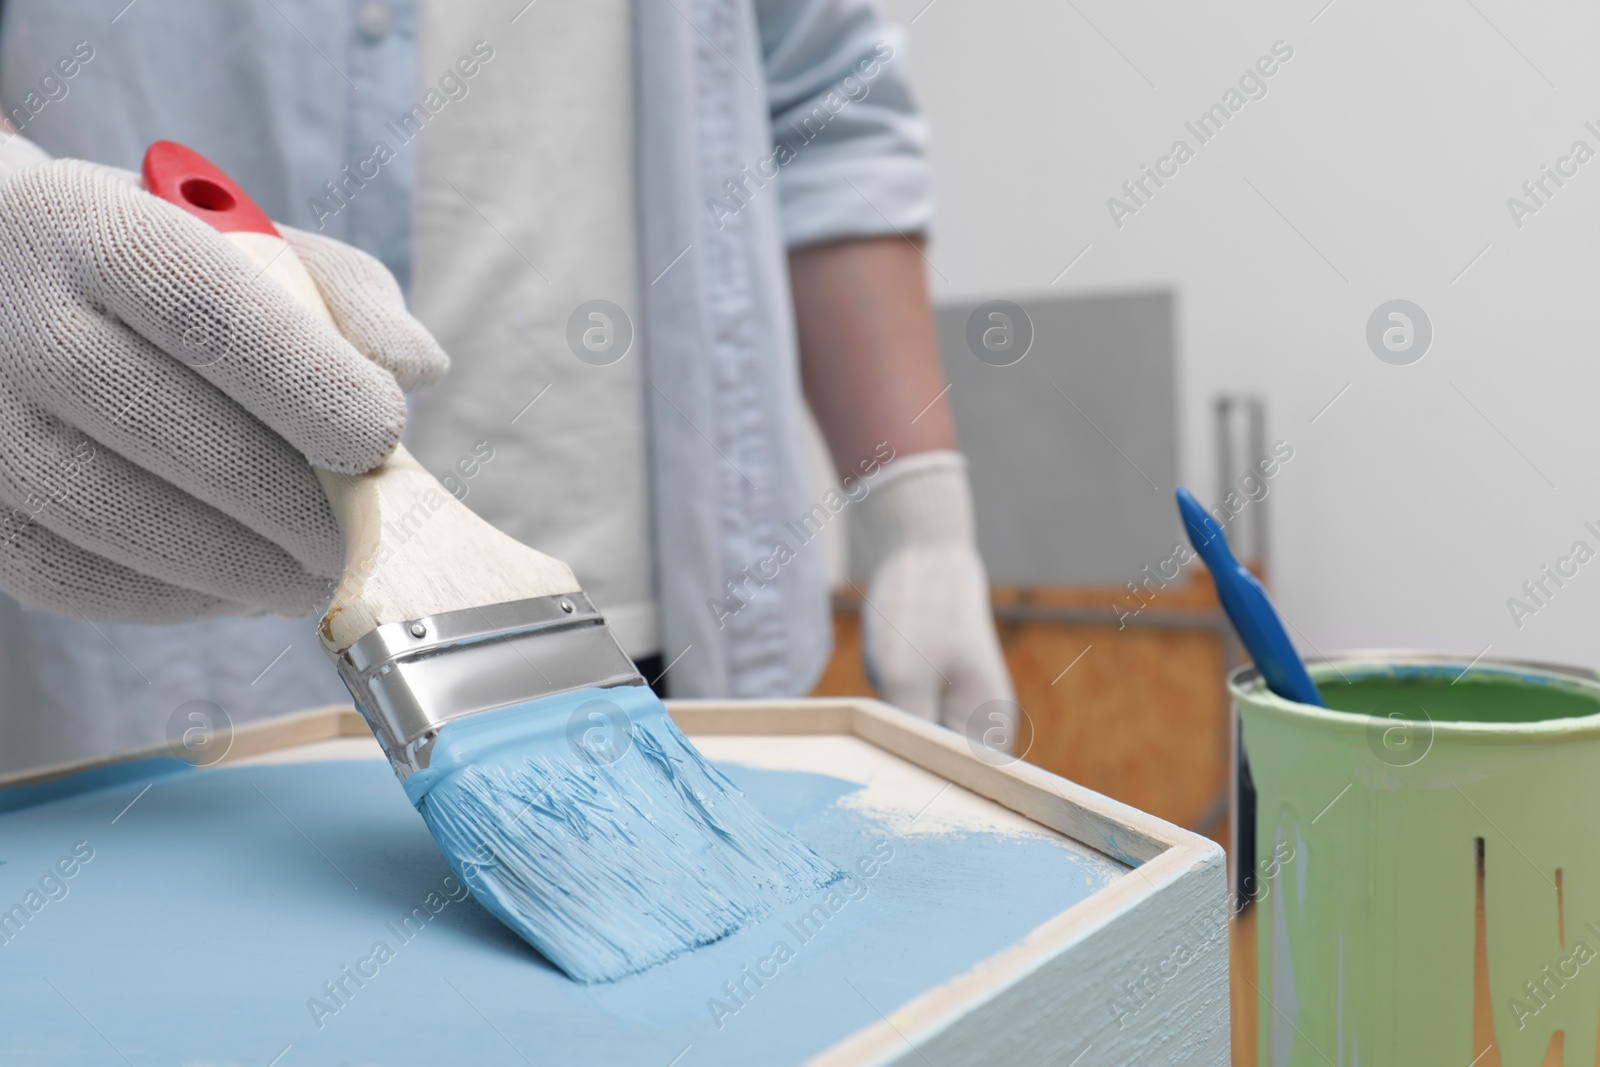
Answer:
[
  {"left": 404, "top": 686, "right": 844, "bottom": 983},
  {"left": 0, "top": 757, "right": 1123, "bottom": 1065}
]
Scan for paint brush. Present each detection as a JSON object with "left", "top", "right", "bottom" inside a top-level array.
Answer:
[
  {"left": 1175, "top": 487, "right": 1323, "bottom": 707},
  {"left": 142, "top": 141, "right": 841, "bottom": 982}
]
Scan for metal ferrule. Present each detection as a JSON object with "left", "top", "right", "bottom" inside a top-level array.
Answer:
[{"left": 331, "top": 592, "right": 646, "bottom": 779}]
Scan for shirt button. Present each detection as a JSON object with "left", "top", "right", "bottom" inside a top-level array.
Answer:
[{"left": 358, "top": 2, "right": 391, "bottom": 41}]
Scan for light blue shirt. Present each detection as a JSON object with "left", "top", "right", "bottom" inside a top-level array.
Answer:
[{"left": 0, "top": 0, "right": 931, "bottom": 769}]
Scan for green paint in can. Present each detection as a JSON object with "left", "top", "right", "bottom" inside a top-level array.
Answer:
[{"left": 1232, "top": 654, "right": 1600, "bottom": 1065}]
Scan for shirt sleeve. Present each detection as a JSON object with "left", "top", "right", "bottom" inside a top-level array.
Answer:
[{"left": 756, "top": 0, "right": 932, "bottom": 249}]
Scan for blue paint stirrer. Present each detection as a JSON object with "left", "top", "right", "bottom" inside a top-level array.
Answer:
[{"left": 1175, "top": 488, "right": 1323, "bottom": 707}]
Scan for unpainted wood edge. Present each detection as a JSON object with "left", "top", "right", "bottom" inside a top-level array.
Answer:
[
  {"left": 0, "top": 736, "right": 177, "bottom": 790},
  {"left": 216, "top": 704, "right": 372, "bottom": 762},
  {"left": 664, "top": 698, "right": 1202, "bottom": 865},
  {"left": 0, "top": 701, "right": 845, "bottom": 787},
  {"left": 664, "top": 699, "right": 858, "bottom": 735},
  {"left": 1, "top": 699, "right": 1203, "bottom": 869},
  {"left": 807, "top": 841, "right": 1230, "bottom": 1067},
  {"left": 843, "top": 698, "right": 1191, "bottom": 865},
  {"left": 0, "top": 705, "right": 370, "bottom": 789}
]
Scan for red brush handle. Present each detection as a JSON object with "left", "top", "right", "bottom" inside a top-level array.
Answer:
[
  {"left": 140, "top": 140, "right": 280, "bottom": 237},
  {"left": 137, "top": 139, "right": 333, "bottom": 326}
]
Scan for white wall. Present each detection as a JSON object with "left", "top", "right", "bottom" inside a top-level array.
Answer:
[{"left": 881, "top": 0, "right": 1600, "bottom": 669}]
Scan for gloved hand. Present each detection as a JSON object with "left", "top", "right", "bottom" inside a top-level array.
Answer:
[
  {"left": 851, "top": 451, "right": 1018, "bottom": 750},
  {"left": 0, "top": 144, "right": 448, "bottom": 623}
]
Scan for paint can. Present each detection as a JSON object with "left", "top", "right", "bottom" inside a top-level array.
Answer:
[{"left": 1228, "top": 651, "right": 1600, "bottom": 1066}]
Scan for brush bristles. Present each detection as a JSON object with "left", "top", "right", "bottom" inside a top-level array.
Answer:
[{"left": 411, "top": 692, "right": 841, "bottom": 983}]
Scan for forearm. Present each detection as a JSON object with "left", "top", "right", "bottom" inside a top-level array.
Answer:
[{"left": 790, "top": 236, "right": 955, "bottom": 478}]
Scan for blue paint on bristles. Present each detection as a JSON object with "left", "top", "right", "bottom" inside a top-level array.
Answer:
[{"left": 404, "top": 686, "right": 843, "bottom": 983}]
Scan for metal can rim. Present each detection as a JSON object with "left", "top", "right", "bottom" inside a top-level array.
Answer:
[{"left": 1227, "top": 648, "right": 1600, "bottom": 741}]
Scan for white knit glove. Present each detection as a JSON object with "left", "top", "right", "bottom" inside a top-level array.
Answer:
[
  {"left": 852, "top": 452, "right": 1017, "bottom": 747},
  {"left": 0, "top": 145, "right": 448, "bottom": 623}
]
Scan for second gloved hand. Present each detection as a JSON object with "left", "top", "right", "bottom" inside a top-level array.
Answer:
[
  {"left": 0, "top": 149, "right": 448, "bottom": 623},
  {"left": 852, "top": 452, "right": 1018, "bottom": 750}
]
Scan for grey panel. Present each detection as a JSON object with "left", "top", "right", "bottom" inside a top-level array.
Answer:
[{"left": 933, "top": 290, "right": 1178, "bottom": 587}]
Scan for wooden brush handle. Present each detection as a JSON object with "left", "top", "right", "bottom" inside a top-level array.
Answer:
[{"left": 141, "top": 141, "right": 581, "bottom": 652}]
